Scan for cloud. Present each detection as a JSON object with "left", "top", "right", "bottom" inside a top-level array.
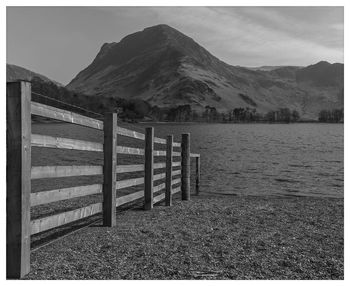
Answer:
[
  {"left": 140, "top": 6, "right": 344, "bottom": 66},
  {"left": 7, "top": 6, "right": 344, "bottom": 84}
]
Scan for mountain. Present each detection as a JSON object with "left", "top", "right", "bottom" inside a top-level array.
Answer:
[
  {"left": 7, "top": 64, "right": 62, "bottom": 86},
  {"left": 245, "top": 65, "right": 303, "bottom": 72},
  {"left": 6, "top": 64, "right": 156, "bottom": 121},
  {"left": 296, "top": 61, "right": 344, "bottom": 87},
  {"left": 66, "top": 24, "right": 342, "bottom": 119}
]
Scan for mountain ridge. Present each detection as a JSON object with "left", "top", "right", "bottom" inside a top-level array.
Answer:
[
  {"left": 66, "top": 24, "right": 343, "bottom": 120},
  {"left": 7, "top": 63, "right": 62, "bottom": 86},
  {"left": 8, "top": 24, "right": 343, "bottom": 120},
  {"left": 245, "top": 65, "right": 304, "bottom": 72}
]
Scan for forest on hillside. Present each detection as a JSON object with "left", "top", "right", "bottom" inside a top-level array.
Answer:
[{"left": 30, "top": 77, "right": 342, "bottom": 123}]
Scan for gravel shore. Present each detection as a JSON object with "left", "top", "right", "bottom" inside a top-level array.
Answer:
[{"left": 26, "top": 194, "right": 343, "bottom": 280}]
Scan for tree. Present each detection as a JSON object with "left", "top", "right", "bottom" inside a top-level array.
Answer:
[
  {"left": 279, "top": 108, "right": 291, "bottom": 123},
  {"left": 291, "top": 110, "right": 300, "bottom": 122},
  {"left": 319, "top": 109, "right": 343, "bottom": 123},
  {"left": 167, "top": 105, "right": 192, "bottom": 121}
]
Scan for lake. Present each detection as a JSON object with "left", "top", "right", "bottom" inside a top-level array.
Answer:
[{"left": 32, "top": 122, "right": 343, "bottom": 198}]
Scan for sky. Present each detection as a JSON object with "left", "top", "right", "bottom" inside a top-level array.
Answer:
[{"left": 6, "top": 6, "right": 344, "bottom": 85}]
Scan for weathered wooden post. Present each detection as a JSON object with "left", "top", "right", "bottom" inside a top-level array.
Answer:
[
  {"left": 181, "top": 133, "right": 190, "bottom": 200},
  {"left": 196, "top": 156, "right": 200, "bottom": 195},
  {"left": 7, "top": 81, "right": 31, "bottom": 278},
  {"left": 144, "top": 127, "right": 154, "bottom": 210},
  {"left": 165, "top": 135, "right": 173, "bottom": 206},
  {"left": 103, "top": 113, "right": 117, "bottom": 227}
]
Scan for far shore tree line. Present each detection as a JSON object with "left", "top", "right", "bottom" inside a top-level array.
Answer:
[
  {"left": 318, "top": 109, "right": 343, "bottom": 123},
  {"left": 30, "top": 77, "right": 342, "bottom": 124},
  {"left": 150, "top": 105, "right": 301, "bottom": 123}
]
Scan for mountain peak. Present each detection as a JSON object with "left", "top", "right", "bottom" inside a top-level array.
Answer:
[
  {"left": 313, "top": 61, "right": 331, "bottom": 67},
  {"left": 312, "top": 61, "right": 343, "bottom": 68},
  {"left": 67, "top": 26, "right": 343, "bottom": 120},
  {"left": 316, "top": 60, "right": 330, "bottom": 64},
  {"left": 143, "top": 24, "right": 175, "bottom": 32},
  {"left": 91, "top": 25, "right": 187, "bottom": 66},
  {"left": 296, "top": 60, "right": 343, "bottom": 86},
  {"left": 117, "top": 24, "right": 185, "bottom": 45},
  {"left": 119, "top": 24, "right": 195, "bottom": 51},
  {"left": 69, "top": 24, "right": 220, "bottom": 86}
]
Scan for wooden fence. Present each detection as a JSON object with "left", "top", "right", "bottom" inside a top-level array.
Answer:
[{"left": 6, "top": 81, "right": 201, "bottom": 279}]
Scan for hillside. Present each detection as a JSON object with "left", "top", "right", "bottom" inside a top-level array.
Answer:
[
  {"left": 245, "top": 65, "right": 303, "bottom": 72},
  {"left": 7, "top": 64, "right": 62, "bottom": 86},
  {"left": 66, "top": 24, "right": 343, "bottom": 120}
]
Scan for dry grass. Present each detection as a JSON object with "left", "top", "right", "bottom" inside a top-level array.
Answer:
[{"left": 26, "top": 194, "right": 343, "bottom": 280}]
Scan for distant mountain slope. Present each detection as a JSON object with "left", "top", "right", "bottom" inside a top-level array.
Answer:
[
  {"left": 67, "top": 25, "right": 343, "bottom": 119},
  {"left": 245, "top": 65, "right": 303, "bottom": 72},
  {"left": 296, "top": 61, "right": 344, "bottom": 87},
  {"left": 7, "top": 64, "right": 62, "bottom": 86},
  {"left": 5, "top": 65, "right": 159, "bottom": 122}
]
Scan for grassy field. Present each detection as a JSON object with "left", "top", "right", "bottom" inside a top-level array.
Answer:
[{"left": 26, "top": 193, "right": 343, "bottom": 280}]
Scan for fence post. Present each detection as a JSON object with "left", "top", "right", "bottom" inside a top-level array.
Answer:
[
  {"left": 103, "top": 113, "right": 117, "bottom": 227},
  {"left": 6, "top": 81, "right": 31, "bottom": 278},
  {"left": 144, "top": 127, "right": 154, "bottom": 210},
  {"left": 181, "top": 133, "right": 190, "bottom": 201},
  {"left": 196, "top": 156, "right": 200, "bottom": 195},
  {"left": 165, "top": 135, "right": 173, "bottom": 206}
]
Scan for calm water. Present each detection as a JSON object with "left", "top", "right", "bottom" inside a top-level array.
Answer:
[
  {"left": 32, "top": 123, "right": 343, "bottom": 198},
  {"left": 150, "top": 123, "right": 344, "bottom": 198}
]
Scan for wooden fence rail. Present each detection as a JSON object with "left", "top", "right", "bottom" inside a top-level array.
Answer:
[
  {"left": 6, "top": 81, "right": 201, "bottom": 278},
  {"left": 31, "top": 165, "right": 103, "bottom": 179},
  {"left": 31, "top": 134, "right": 104, "bottom": 151},
  {"left": 31, "top": 203, "right": 103, "bottom": 235},
  {"left": 30, "top": 184, "right": 103, "bottom": 206}
]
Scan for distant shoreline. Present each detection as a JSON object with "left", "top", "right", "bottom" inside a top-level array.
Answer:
[
  {"left": 32, "top": 118, "right": 343, "bottom": 125},
  {"left": 137, "top": 120, "right": 342, "bottom": 124}
]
